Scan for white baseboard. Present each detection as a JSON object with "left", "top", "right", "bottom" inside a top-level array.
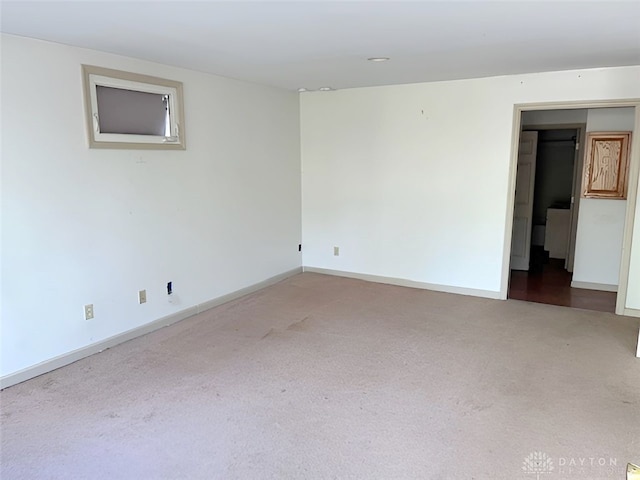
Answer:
[
  {"left": 623, "top": 307, "right": 640, "bottom": 318},
  {"left": 302, "top": 266, "right": 502, "bottom": 299},
  {"left": 0, "top": 267, "right": 302, "bottom": 390},
  {"left": 571, "top": 280, "right": 618, "bottom": 292},
  {"left": 195, "top": 267, "right": 301, "bottom": 313}
]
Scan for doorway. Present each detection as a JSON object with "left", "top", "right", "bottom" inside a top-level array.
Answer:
[{"left": 506, "top": 108, "right": 632, "bottom": 313}]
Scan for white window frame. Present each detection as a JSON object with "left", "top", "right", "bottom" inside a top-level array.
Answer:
[{"left": 82, "top": 65, "right": 186, "bottom": 150}]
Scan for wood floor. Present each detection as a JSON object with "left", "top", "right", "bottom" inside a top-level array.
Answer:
[{"left": 509, "top": 258, "right": 617, "bottom": 313}]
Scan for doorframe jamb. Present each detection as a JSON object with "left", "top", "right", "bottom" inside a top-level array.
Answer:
[{"left": 617, "top": 105, "right": 640, "bottom": 316}]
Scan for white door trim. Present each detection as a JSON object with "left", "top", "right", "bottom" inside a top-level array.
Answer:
[
  {"left": 501, "top": 99, "right": 640, "bottom": 319},
  {"left": 618, "top": 105, "right": 640, "bottom": 316}
]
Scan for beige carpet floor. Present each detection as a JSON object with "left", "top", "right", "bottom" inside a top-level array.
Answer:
[{"left": 1, "top": 273, "right": 639, "bottom": 479}]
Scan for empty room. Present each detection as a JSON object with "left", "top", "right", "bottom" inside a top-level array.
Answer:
[{"left": 1, "top": 2, "right": 640, "bottom": 479}]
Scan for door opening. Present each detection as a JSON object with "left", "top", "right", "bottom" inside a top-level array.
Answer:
[{"left": 507, "top": 109, "right": 628, "bottom": 313}]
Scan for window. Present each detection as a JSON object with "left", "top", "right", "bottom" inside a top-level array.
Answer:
[{"left": 82, "top": 65, "right": 185, "bottom": 149}]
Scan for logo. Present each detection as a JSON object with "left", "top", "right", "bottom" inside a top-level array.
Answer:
[{"left": 523, "top": 451, "right": 554, "bottom": 479}]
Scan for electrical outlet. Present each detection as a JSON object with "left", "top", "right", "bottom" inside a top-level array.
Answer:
[
  {"left": 138, "top": 289, "right": 147, "bottom": 304},
  {"left": 84, "top": 304, "right": 94, "bottom": 320},
  {"left": 334, "top": 246, "right": 340, "bottom": 256}
]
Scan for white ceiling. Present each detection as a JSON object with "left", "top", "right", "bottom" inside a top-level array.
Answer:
[{"left": 2, "top": 1, "right": 639, "bottom": 91}]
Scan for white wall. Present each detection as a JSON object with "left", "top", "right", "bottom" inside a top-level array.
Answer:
[
  {"left": 521, "top": 109, "right": 588, "bottom": 126},
  {"left": 572, "top": 108, "right": 635, "bottom": 288},
  {"left": 573, "top": 199, "right": 627, "bottom": 286},
  {"left": 1, "top": 35, "right": 302, "bottom": 377},
  {"left": 300, "top": 66, "right": 640, "bottom": 297}
]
